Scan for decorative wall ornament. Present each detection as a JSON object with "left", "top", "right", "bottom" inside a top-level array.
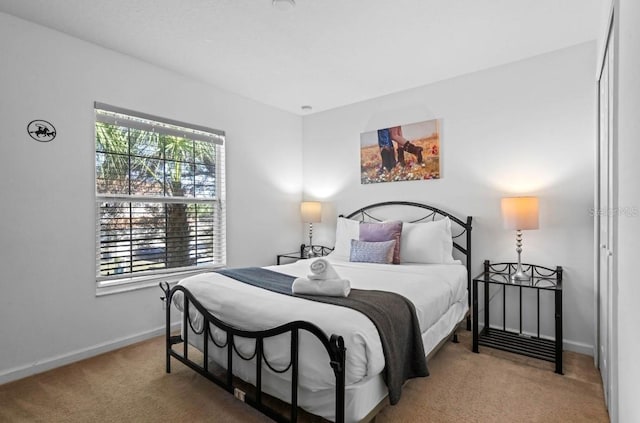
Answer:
[
  {"left": 27, "top": 120, "right": 57, "bottom": 142},
  {"left": 360, "top": 119, "right": 441, "bottom": 184}
]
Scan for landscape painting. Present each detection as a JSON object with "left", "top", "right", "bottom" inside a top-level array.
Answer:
[{"left": 360, "top": 119, "right": 441, "bottom": 184}]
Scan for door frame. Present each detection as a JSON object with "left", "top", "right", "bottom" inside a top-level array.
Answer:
[{"left": 595, "top": 3, "right": 618, "bottom": 421}]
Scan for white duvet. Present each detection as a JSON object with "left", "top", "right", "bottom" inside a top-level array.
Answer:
[{"left": 174, "top": 257, "right": 467, "bottom": 392}]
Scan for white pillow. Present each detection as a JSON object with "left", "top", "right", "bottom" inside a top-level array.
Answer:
[
  {"left": 328, "top": 217, "right": 360, "bottom": 260},
  {"left": 400, "top": 217, "right": 456, "bottom": 264}
]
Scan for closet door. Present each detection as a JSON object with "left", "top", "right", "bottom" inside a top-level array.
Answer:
[{"left": 597, "top": 27, "right": 614, "bottom": 407}]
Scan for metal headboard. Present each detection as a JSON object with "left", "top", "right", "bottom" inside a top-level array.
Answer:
[{"left": 342, "top": 201, "right": 473, "bottom": 330}]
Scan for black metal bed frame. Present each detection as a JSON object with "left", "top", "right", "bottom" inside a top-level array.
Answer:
[
  {"left": 160, "top": 201, "right": 472, "bottom": 423},
  {"left": 160, "top": 282, "right": 346, "bottom": 423}
]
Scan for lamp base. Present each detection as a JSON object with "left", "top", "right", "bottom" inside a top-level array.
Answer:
[
  {"left": 511, "top": 271, "right": 531, "bottom": 282},
  {"left": 511, "top": 230, "right": 530, "bottom": 282}
]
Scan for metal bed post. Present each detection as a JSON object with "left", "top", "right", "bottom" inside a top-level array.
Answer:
[
  {"left": 555, "top": 266, "right": 564, "bottom": 374},
  {"left": 203, "top": 320, "right": 209, "bottom": 373},
  {"left": 466, "top": 215, "right": 473, "bottom": 331},
  {"left": 483, "top": 261, "right": 490, "bottom": 337},
  {"left": 472, "top": 273, "right": 479, "bottom": 353},
  {"left": 256, "top": 338, "right": 263, "bottom": 407},
  {"left": 290, "top": 329, "right": 299, "bottom": 422},
  {"left": 226, "top": 333, "right": 234, "bottom": 390},
  {"left": 330, "top": 335, "right": 346, "bottom": 423},
  {"left": 160, "top": 282, "right": 173, "bottom": 374},
  {"left": 184, "top": 299, "right": 189, "bottom": 360}
]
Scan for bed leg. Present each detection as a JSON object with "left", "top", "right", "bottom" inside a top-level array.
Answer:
[
  {"left": 330, "top": 335, "right": 346, "bottom": 423},
  {"left": 160, "top": 282, "right": 172, "bottom": 374},
  {"left": 452, "top": 332, "right": 459, "bottom": 344},
  {"left": 165, "top": 311, "right": 172, "bottom": 374}
]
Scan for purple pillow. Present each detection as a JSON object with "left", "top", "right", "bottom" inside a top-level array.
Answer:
[{"left": 359, "top": 221, "right": 403, "bottom": 264}]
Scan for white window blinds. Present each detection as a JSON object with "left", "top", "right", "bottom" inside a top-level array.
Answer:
[{"left": 94, "top": 103, "right": 226, "bottom": 288}]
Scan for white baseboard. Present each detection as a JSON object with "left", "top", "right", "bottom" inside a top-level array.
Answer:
[
  {"left": 563, "top": 339, "right": 594, "bottom": 356},
  {"left": 0, "top": 322, "right": 181, "bottom": 386}
]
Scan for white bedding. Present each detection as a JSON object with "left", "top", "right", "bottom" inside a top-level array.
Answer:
[{"left": 174, "top": 257, "right": 467, "bottom": 392}]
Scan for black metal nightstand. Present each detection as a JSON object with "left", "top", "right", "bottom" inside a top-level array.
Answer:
[
  {"left": 472, "top": 260, "right": 564, "bottom": 374},
  {"left": 276, "top": 244, "right": 333, "bottom": 265}
]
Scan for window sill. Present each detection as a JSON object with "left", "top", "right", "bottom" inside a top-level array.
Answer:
[{"left": 95, "top": 266, "right": 223, "bottom": 297}]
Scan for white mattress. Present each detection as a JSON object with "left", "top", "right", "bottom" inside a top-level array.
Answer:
[{"left": 175, "top": 257, "right": 468, "bottom": 421}]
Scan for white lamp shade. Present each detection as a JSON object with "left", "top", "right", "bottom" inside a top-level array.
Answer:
[
  {"left": 501, "top": 197, "right": 539, "bottom": 230},
  {"left": 300, "top": 201, "right": 322, "bottom": 223}
]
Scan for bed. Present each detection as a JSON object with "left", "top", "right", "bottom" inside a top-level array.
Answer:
[{"left": 160, "top": 201, "right": 472, "bottom": 423}]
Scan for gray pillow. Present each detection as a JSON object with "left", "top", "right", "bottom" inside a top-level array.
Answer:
[{"left": 349, "top": 239, "right": 396, "bottom": 264}]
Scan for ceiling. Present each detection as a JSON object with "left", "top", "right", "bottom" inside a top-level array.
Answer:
[{"left": 0, "top": 0, "right": 603, "bottom": 115}]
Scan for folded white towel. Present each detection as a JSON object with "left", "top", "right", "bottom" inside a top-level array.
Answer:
[
  {"left": 292, "top": 277, "right": 351, "bottom": 297},
  {"left": 308, "top": 258, "right": 340, "bottom": 280}
]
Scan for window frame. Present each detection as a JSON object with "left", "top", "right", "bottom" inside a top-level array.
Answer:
[{"left": 94, "top": 102, "right": 226, "bottom": 295}]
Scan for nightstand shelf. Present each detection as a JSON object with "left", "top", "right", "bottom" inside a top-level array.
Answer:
[
  {"left": 478, "top": 328, "right": 556, "bottom": 362},
  {"left": 473, "top": 260, "right": 563, "bottom": 374}
]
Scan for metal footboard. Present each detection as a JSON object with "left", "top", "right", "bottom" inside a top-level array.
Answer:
[{"left": 160, "top": 282, "right": 346, "bottom": 423}]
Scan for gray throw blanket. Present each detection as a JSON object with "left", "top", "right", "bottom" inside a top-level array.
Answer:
[{"left": 215, "top": 267, "right": 428, "bottom": 405}]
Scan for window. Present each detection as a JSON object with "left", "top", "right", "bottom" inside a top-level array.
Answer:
[{"left": 94, "top": 102, "right": 226, "bottom": 292}]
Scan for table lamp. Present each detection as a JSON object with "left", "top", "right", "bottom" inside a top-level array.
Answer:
[
  {"left": 300, "top": 201, "right": 322, "bottom": 247},
  {"left": 501, "top": 197, "right": 539, "bottom": 281}
]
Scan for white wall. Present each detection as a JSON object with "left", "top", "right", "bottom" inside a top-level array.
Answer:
[
  {"left": 615, "top": 1, "right": 640, "bottom": 421},
  {"left": 0, "top": 13, "right": 302, "bottom": 383},
  {"left": 302, "top": 43, "right": 596, "bottom": 354}
]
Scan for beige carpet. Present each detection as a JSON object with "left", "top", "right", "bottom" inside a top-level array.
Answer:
[{"left": 0, "top": 331, "right": 609, "bottom": 422}]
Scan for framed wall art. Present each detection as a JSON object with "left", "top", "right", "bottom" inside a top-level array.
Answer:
[{"left": 360, "top": 118, "right": 440, "bottom": 184}]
